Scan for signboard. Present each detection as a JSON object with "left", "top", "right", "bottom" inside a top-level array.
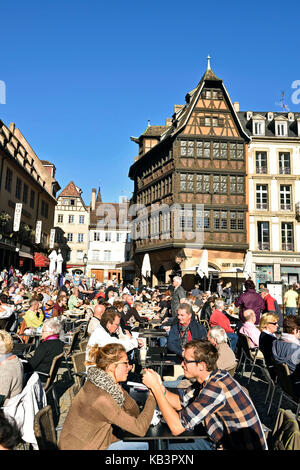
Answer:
[
  {"left": 49, "top": 228, "right": 56, "bottom": 249},
  {"left": 267, "top": 283, "right": 283, "bottom": 305},
  {"left": 13, "top": 203, "right": 22, "bottom": 232},
  {"left": 35, "top": 220, "right": 42, "bottom": 244}
]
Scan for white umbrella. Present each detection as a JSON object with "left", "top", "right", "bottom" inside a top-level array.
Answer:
[
  {"left": 56, "top": 250, "right": 64, "bottom": 275},
  {"left": 243, "top": 250, "right": 253, "bottom": 279},
  {"left": 48, "top": 250, "right": 57, "bottom": 277},
  {"left": 196, "top": 249, "right": 208, "bottom": 278},
  {"left": 141, "top": 253, "right": 151, "bottom": 278}
]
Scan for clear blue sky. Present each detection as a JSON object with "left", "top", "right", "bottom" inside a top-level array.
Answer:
[{"left": 0, "top": 0, "right": 299, "bottom": 205}]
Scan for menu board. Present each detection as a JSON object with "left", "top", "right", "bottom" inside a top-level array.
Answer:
[{"left": 267, "top": 283, "right": 283, "bottom": 305}]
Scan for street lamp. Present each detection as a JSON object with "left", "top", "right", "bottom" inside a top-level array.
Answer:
[{"left": 83, "top": 253, "right": 88, "bottom": 276}]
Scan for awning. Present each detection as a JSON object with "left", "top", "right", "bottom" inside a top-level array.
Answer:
[
  {"left": 34, "top": 252, "right": 49, "bottom": 267},
  {"left": 66, "top": 264, "right": 84, "bottom": 268},
  {"left": 19, "top": 250, "right": 34, "bottom": 259}
]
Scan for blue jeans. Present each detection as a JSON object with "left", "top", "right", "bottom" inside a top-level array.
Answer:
[
  {"left": 168, "top": 438, "right": 215, "bottom": 450},
  {"left": 286, "top": 307, "right": 297, "bottom": 316},
  {"left": 163, "top": 375, "right": 184, "bottom": 388},
  {"left": 106, "top": 440, "right": 149, "bottom": 450},
  {"left": 227, "top": 333, "right": 238, "bottom": 352}
]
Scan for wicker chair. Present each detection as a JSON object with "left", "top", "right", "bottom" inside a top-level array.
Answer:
[
  {"left": 34, "top": 405, "right": 60, "bottom": 450},
  {"left": 71, "top": 351, "right": 87, "bottom": 392},
  {"left": 36, "top": 352, "right": 65, "bottom": 416}
]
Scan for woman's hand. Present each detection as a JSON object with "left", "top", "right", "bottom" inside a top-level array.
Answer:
[{"left": 142, "top": 369, "right": 162, "bottom": 391}]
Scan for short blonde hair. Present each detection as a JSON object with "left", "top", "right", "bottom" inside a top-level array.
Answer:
[
  {"left": 0, "top": 330, "right": 13, "bottom": 354},
  {"left": 259, "top": 313, "right": 279, "bottom": 332}
]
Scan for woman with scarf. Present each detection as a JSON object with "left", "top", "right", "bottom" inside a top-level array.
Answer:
[
  {"left": 0, "top": 330, "right": 23, "bottom": 406},
  {"left": 59, "top": 342, "right": 156, "bottom": 450},
  {"left": 23, "top": 317, "right": 64, "bottom": 381}
]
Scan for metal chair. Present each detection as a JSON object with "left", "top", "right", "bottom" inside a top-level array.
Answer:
[
  {"left": 63, "top": 325, "right": 82, "bottom": 379},
  {"left": 236, "top": 333, "right": 265, "bottom": 382},
  {"left": 34, "top": 405, "right": 60, "bottom": 450},
  {"left": 274, "top": 363, "right": 300, "bottom": 417}
]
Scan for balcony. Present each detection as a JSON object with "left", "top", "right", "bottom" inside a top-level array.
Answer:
[
  {"left": 256, "top": 203, "right": 268, "bottom": 210},
  {"left": 258, "top": 242, "right": 270, "bottom": 251}
]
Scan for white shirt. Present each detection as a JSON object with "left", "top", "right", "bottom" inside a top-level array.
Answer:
[{"left": 86, "top": 324, "right": 138, "bottom": 361}]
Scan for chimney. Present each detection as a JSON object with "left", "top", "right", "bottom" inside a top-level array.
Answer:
[
  {"left": 91, "top": 188, "right": 96, "bottom": 211},
  {"left": 233, "top": 102, "right": 240, "bottom": 112}
]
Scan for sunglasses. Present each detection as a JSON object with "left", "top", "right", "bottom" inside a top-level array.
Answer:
[
  {"left": 268, "top": 322, "right": 278, "bottom": 325},
  {"left": 182, "top": 359, "right": 201, "bottom": 365}
]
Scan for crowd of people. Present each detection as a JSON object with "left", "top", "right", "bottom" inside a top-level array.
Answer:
[{"left": 0, "top": 267, "right": 300, "bottom": 451}]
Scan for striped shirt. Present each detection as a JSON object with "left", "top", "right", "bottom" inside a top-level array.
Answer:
[{"left": 178, "top": 369, "right": 267, "bottom": 450}]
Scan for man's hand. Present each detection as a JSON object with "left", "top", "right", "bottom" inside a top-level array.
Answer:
[{"left": 142, "top": 368, "right": 162, "bottom": 390}]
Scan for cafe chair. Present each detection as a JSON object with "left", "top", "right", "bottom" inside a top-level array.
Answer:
[
  {"left": 63, "top": 325, "right": 82, "bottom": 378},
  {"left": 36, "top": 352, "right": 65, "bottom": 417},
  {"left": 274, "top": 363, "right": 300, "bottom": 417},
  {"left": 79, "top": 339, "right": 88, "bottom": 352},
  {"left": 34, "top": 405, "right": 61, "bottom": 450},
  {"left": 236, "top": 333, "right": 265, "bottom": 382},
  {"left": 71, "top": 351, "right": 87, "bottom": 393}
]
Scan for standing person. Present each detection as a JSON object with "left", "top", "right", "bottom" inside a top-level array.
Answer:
[
  {"left": 260, "top": 288, "right": 283, "bottom": 327},
  {"left": 59, "top": 343, "right": 156, "bottom": 450},
  {"left": 235, "top": 280, "right": 265, "bottom": 325},
  {"left": 283, "top": 285, "right": 299, "bottom": 316},
  {"left": 223, "top": 282, "right": 232, "bottom": 305},
  {"left": 171, "top": 276, "right": 186, "bottom": 318},
  {"left": 216, "top": 279, "right": 224, "bottom": 298},
  {"left": 142, "top": 340, "right": 267, "bottom": 450}
]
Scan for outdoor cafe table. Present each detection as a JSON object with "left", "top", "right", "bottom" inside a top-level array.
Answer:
[{"left": 122, "top": 421, "right": 207, "bottom": 450}]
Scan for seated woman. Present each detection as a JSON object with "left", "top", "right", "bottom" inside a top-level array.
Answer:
[
  {"left": 23, "top": 317, "right": 64, "bottom": 381},
  {"left": 59, "top": 343, "right": 156, "bottom": 450},
  {"left": 0, "top": 330, "right": 24, "bottom": 406},
  {"left": 258, "top": 312, "right": 279, "bottom": 376}
]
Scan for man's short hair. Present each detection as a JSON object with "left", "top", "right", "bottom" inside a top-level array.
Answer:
[
  {"left": 260, "top": 288, "right": 269, "bottom": 294},
  {"left": 100, "top": 309, "right": 121, "bottom": 328},
  {"left": 185, "top": 339, "right": 219, "bottom": 372},
  {"left": 283, "top": 315, "right": 300, "bottom": 334},
  {"left": 177, "top": 302, "right": 193, "bottom": 315},
  {"left": 243, "top": 309, "right": 255, "bottom": 322},
  {"left": 214, "top": 298, "right": 225, "bottom": 310},
  {"left": 209, "top": 326, "right": 228, "bottom": 345},
  {"left": 0, "top": 294, "right": 8, "bottom": 304},
  {"left": 173, "top": 276, "right": 182, "bottom": 284}
]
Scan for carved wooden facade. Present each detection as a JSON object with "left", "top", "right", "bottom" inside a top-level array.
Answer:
[{"left": 129, "top": 67, "right": 249, "bottom": 285}]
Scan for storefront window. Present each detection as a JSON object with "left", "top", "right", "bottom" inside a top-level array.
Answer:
[{"left": 256, "top": 265, "right": 273, "bottom": 288}]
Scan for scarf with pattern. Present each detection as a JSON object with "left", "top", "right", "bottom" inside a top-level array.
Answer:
[{"left": 87, "top": 366, "right": 125, "bottom": 408}]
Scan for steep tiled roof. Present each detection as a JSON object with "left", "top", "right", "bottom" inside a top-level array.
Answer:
[{"left": 58, "top": 181, "right": 81, "bottom": 198}]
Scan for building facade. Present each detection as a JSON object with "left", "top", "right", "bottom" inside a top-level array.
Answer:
[
  {"left": 87, "top": 188, "right": 132, "bottom": 283},
  {"left": 238, "top": 110, "right": 300, "bottom": 286},
  {"left": 0, "top": 120, "right": 60, "bottom": 271},
  {"left": 129, "top": 64, "right": 249, "bottom": 289},
  {"left": 54, "top": 181, "right": 89, "bottom": 274}
]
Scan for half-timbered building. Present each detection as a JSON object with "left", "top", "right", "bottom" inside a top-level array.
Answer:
[{"left": 129, "top": 61, "right": 250, "bottom": 288}]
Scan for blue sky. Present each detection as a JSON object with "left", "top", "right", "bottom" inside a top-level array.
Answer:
[{"left": 0, "top": 0, "right": 299, "bottom": 205}]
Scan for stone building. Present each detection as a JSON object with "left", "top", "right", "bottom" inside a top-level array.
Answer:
[
  {"left": 238, "top": 110, "right": 300, "bottom": 286},
  {"left": 0, "top": 120, "right": 60, "bottom": 271}
]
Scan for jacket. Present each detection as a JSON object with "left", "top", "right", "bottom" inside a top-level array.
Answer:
[
  {"left": 167, "top": 318, "right": 207, "bottom": 357},
  {"left": 235, "top": 289, "right": 265, "bottom": 324},
  {"left": 26, "top": 337, "right": 64, "bottom": 377},
  {"left": 209, "top": 309, "right": 234, "bottom": 333},
  {"left": 59, "top": 379, "right": 156, "bottom": 450},
  {"left": 3, "top": 372, "right": 47, "bottom": 450}
]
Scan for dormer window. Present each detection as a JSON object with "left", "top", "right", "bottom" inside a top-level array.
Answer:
[
  {"left": 276, "top": 122, "right": 287, "bottom": 136},
  {"left": 253, "top": 121, "right": 265, "bottom": 136}
]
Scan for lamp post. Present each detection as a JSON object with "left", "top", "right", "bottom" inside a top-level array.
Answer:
[{"left": 83, "top": 253, "right": 88, "bottom": 276}]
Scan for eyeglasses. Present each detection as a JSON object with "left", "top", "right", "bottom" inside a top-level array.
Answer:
[
  {"left": 182, "top": 358, "right": 201, "bottom": 365},
  {"left": 46, "top": 304, "right": 53, "bottom": 308},
  {"left": 115, "top": 361, "right": 131, "bottom": 368}
]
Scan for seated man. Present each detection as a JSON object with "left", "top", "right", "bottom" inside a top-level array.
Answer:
[
  {"left": 239, "top": 309, "right": 261, "bottom": 348},
  {"left": 142, "top": 339, "right": 267, "bottom": 450},
  {"left": 86, "top": 309, "right": 142, "bottom": 361},
  {"left": 272, "top": 315, "right": 300, "bottom": 397},
  {"left": 167, "top": 303, "right": 206, "bottom": 361},
  {"left": 209, "top": 299, "right": 238, "bottom": 351},
  {"left": 68, "top": 287, "right": 83, "bottom": 311},
  {"left": 87, "top": 303, "right": 106, "bottom": 336},
  {"left": 124, "top": 301, "right": 145, "bottom": 328},
  {"left": 23, "top": 299, "right": 44, "bottom": 329},
  {"left": 207, "top": 326, "right": 237, "bottom": 372}
]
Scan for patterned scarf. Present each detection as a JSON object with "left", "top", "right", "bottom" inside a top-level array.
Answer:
[
  {"left": 179, "top": 324, "right": 190, "bottom": 348},
  {"left": 87, "top": 366, "right": 125, "bottom": 408}
]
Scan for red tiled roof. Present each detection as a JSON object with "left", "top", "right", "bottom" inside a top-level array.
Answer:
[{"left": 58, "top": 181, "right": 81, "bottom": 198}]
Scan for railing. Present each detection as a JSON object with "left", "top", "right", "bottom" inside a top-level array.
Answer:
[
  {"left": 282, "top": 243, "right": 294, "bottom": 251},
  {"left": 258, "top": 242, "right": 270, "bottom": 251}
]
